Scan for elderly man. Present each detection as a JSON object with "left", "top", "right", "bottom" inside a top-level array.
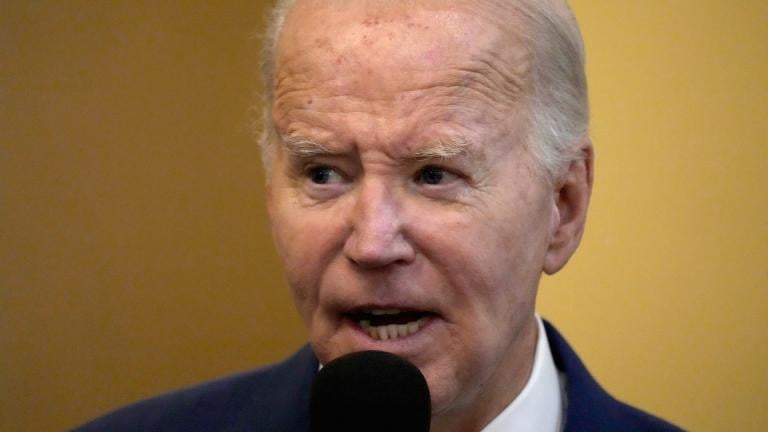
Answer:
[{"left": 76, "top": 0, "right": 681, "bottom": 431}]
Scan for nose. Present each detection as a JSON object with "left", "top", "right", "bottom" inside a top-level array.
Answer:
[{"left": 343, "top": 180, "right": 415, "bottom": 269}]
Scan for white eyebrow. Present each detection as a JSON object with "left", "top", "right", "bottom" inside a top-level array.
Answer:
[
  {"left": 281, "top": 135, "right": 335, "bottom": 158},
  {"left": 412, "top": 136, "right": 472, "bottom": 160},
  {"left": 281, "top": 134, "right": 473, "bottom": 160}
]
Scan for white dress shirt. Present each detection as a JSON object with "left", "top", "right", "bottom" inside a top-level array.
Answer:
[{"left": 481, "top": 315, "right": 565, "bottom": 432}]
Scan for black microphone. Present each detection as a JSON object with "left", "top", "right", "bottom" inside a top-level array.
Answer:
[{"left": 309, "top": 350, "right": 431, "bottom": 432}]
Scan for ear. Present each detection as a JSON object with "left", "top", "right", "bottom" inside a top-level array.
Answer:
[{"left": 543, "top": 139, "right": 594, "bottom": 274}]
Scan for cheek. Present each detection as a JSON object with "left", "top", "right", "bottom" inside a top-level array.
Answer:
[
  {"left": 270, "top": 200, "right": 348, "bottom": 308},
  {"left": 270, "top": 216, "right": 313, "bottom": 319},
  {"left": 426, "top": 211, "right": 536, "bottom": 290},
  {"left": 488, "top": 184, "right": 554, "bottom": 268},
  {"left": 417, "top": 195, "right": 550, "bottom": 328}
]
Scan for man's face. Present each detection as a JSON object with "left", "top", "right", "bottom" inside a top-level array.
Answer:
[{"left": 267, "top": 0, "right": 564, "bottom": 426}]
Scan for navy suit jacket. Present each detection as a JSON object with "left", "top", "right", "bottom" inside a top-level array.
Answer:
[{"left": 74, "top": 321, "right": 682, "bottom": 431}]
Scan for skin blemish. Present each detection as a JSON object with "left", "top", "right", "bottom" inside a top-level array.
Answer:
[
  {"left": 407, "top": 22, "right": 430, "bottom": 30},
  {"left": 422, "top": 48, "right": 443, "bottom": 64}
]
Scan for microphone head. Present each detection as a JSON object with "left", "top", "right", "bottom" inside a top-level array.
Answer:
[{"left": 310, "top": 350, "right": 431, "bottom": 432}]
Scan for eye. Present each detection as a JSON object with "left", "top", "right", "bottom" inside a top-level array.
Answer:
[
  {"left": 414, "top": 165, "right": 458, "bottom": 185},
  {"left": 306, "top": 165, "right": 344, "bottom": 184}
]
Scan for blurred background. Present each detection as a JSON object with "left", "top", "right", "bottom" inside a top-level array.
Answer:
[{"left": 1, "top": 1, "right": 765, "bottom": 430}]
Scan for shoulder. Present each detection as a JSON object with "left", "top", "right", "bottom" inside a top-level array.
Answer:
[
  {"left": 72, "top": 345, "right": 318, "bottom": 432},
  {"left": 543, "top": 321, "right": 684, "bottom": 432}
]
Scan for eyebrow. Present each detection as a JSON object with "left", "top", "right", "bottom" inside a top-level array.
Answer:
[
  {"left": 281, "top": 135, "right": 335, "bottom": 158},
  {"left": 280, "top": 134, "right": 473, "bottom": 160},
  {"left": 411, "top": 136, "right": 472, "bottom": 161}
]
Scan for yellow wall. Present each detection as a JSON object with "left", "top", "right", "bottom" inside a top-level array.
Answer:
[{"left": 1, "top": 1, "right": 765, "bottom": 430}]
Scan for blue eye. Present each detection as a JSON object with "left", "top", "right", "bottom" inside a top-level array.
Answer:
[
  {"left": 416, "top": 166, "right": 450, "bottom": 185},
  {"left": 307, "top": 166, "right": 343, "bottom": 184}
]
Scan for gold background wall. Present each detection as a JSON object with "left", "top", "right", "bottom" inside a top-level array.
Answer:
[{"left": 2, "top": 1, "right": 765, "bottom": 430}]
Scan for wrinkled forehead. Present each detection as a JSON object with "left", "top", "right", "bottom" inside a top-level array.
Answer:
[{"left": 273, "top": 0, "right": 532, "bottom": 99}]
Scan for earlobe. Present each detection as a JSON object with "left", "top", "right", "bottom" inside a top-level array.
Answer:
[{"left": 543, "top": 140, "right": 594, "bottom": 275}]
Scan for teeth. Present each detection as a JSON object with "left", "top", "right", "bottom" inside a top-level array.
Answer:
[
  {"left": 387, "top": 325, "right": 398, "bottom": 339},
  {"left": 407, "top": 321, "right": 419, "bottom": 333},
  {"left": 371, "top": 309, "right": 402, "bottom": 315},
  {"left": 397, "top": 324, "right": 408, "bottom": 337},
  {"left": 358, "top": 317, "right": 428, "bottom": 341}
]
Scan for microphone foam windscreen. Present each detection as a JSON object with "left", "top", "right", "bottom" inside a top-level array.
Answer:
[{"left": 310, "top": 350, "right": 431, "bottom": 432}]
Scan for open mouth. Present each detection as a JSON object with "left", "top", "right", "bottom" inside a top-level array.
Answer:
[{"left": 346, "top": 309, "right": 433, "bottom": 341}]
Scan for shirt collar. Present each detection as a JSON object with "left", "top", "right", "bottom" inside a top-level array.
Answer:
[{"left": 481, "top": 315, "right": 564, "bottom": 432}]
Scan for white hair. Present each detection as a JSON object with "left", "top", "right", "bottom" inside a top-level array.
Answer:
[
  {"left": 257, "top": 0, "right": 297, "bottom": 171},
  {"left": 257, "top": 0, "right": 588, "bottom": 181}
]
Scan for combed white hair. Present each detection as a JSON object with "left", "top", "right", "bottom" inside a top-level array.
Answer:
[
  {"left": 256, "top": 0, "right": 296, "bottom": 171},
  {"left": 256, "top": 0, "right": 588, "bottom": 181}
]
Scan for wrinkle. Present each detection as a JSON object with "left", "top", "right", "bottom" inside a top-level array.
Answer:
[
  {"left": 463, "top": 54, "right": 530, "bottom": 101},
  {"left": 272, "top": 73, "right": 336, "bottom": 104},
  {"left": 275, "top": 64, "right": 526, "bottom": 119}
]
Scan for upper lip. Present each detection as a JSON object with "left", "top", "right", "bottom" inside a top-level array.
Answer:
[{"left": 343, "top": 303, "right": 436, "bottom": 315}]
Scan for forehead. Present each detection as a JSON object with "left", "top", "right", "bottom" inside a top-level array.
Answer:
[
  {"left": 276, "top": 1, "right": 529, "bottom": 93},
  {"left": 271, "top": 0, "right": 532, "bottom": 155}
]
